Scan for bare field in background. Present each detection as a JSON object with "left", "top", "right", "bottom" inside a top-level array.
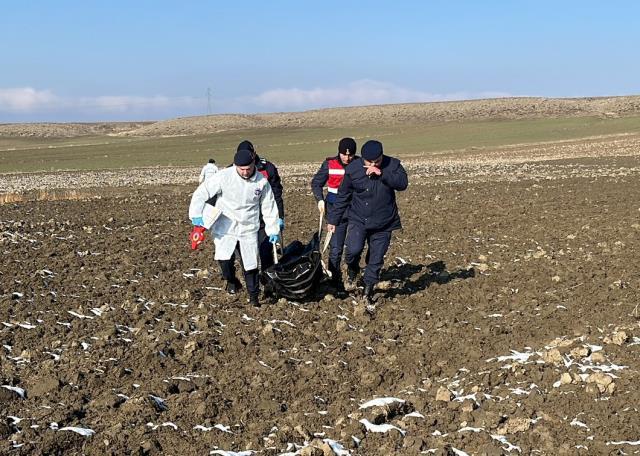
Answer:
[
  {"left": 1, "top": 96, "right": 640, "bottom": 174},
  {"left": 2, "top": 127, "right": 640, "bottom": 197}
]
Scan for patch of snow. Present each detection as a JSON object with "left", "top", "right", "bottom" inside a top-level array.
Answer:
[
  {"left": 68, "top": 310, "right": 93, "bottom": 320},
  {"left": 359, "top": 418, "right": 406, "bottom": 436},
  {"left": 359, "top": 397, "right": 405, "bottom": 409},
  {"left": 214, "top": 424, "right": 233, "bottom": 433},
  {"left": 18, "top": 322, "right": 36, "bottom": 329},
  {"left": 146, "top": 421, "right": 178, "bottom": 431},
  {"left": 324, "top": 439, "right": 350, "bottom": 455},
  {"left": 607, "top": 440, "right": 640, "bottom": 446},
  {"left": 570, "top": 418, "right": 589, "bottom": 430},
  {"left": 210, "top": 451, "right": 256, "bottom": 456},
  {"left": 2, "top": 385, "right": 26, "bottom": 398},
  {"left": 58, "top": 426, "right": 95, "bottom": 436},
  {"left": 491, "top": 434, "right": 522, "bottom": 453}
]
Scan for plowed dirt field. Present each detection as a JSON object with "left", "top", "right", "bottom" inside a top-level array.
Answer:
[{"left": 2, "top": 135, "right": 640, "bottom": 455}]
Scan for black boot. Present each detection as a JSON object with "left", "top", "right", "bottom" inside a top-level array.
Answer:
[
  {"left": 331, "top": 278, "right": 346, "bottom": 292},
  {"left": 328, "top": 264, "right": 343, "bottom": 290},
  {"left": 345, "top": 266, "right": 358, "bottom": 290},
  {"left": 225, "top": 278, "right": 242, "bottom": 295},
  {"left": 249, "top": 294, "right": 260, "bottom": 307},
  {"left": 363, "top": 284, "right": 375, "bottom": 304}
]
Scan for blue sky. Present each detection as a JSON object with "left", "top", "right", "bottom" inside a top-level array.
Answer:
[{"left": 1, "top": 1, "right": 639, "bottom": 122}]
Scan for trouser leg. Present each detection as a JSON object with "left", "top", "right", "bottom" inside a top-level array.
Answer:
[
  {"left": 236, "top": 240, "right": 260, "bottom": 297},
  {"left": 244, "top": 269, "right": 260, "bottom": 296},
  {"left": 258, "top": 228, "right": 274, "bottom": 271},
  {"left": 344, "top": 223, "right": 366, "bottom": 273},
  {"left": 218, "top": 244, "right": 238, "bottom": 282},
  {"left": 363, "top": 230, "right": 392, "bottom": 287},
  {"left": 328, "top": 218, "right": 348, "bottom": 280}
]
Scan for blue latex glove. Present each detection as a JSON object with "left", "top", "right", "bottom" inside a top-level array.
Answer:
[
  {"left": 191, "top": 216, "right": 204, "bottom": 227},
  {"left": 278, "top": 218, "right": 285, "bottom": 231},
  {"left": 269, "top": 233, "right": 281, "bottom": 244}
]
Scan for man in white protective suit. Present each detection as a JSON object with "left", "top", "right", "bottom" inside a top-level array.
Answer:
[
  {"left": 199, "top": 158, "right": 219, "bottom": 184},
  {"left": 188, "top": 148, "right": 281, "bottom": 306}
]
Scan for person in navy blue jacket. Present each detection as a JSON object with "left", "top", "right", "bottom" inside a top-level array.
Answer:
[
  {"left": 326, "top": 140, "right": 408, "bottom": 303},
  {"left": 310, "top": 137, "right": 358, "bottom": 288}
]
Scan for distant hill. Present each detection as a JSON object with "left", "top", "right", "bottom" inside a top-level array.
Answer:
[
  {"left": 2, "top": 96, "right": 640, "bottom": 138},
  {"left": 0, "top": 122, "right": 152, "bottom": 138}
]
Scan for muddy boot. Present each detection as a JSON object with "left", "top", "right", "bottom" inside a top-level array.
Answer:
[
  {"left": 345, "top": 267, "right": 358, "bottom": 291},
  {"left": 226, "top": 278, "right": 242, "bottom": 295},
  {"left": 248, "top": 294, "right": 260, "bottom": 307},
  {"left": 363, "top": 284, "right": 375, "bottom": 304},
  {"left": 362, "top": 284, "right": 376, "bottom": 315},
  {"left": 331, "top": 279, "right": 346, "bottom": 293},
  {"left": 328, "top": 264, "right": 344, "bottom": 291},
  {"left": 329, "top": 271, "right": 345, "bottom": 292}
]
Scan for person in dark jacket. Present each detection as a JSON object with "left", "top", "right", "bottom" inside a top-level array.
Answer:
[
  {"left": 326, "top": 140, "right": 408, "bottom": 303},
  {"left": 236, "top": 140, "right": 285, "bottom": 272},
  {"left": 310, "top": 137, "right": 357, "bottom": 288}
]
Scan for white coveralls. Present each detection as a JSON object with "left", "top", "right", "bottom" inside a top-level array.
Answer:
[
  {"left": 199, "top": 162, "right": 219, "bottom": 184},
  {"left": 189, "top": 166, "right": 279, "bottom": 271}
]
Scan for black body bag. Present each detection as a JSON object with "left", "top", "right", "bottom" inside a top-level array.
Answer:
[{"left": 262, "top": 232, "right": 322, "bottom": 300}]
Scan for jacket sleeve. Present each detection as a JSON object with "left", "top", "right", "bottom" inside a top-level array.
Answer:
[
  {"left": 381, "top": 161, "right": 409, "bottom": 191},
  {"left": 189, "top": 174, "right": 222, "bottom": 220},
  {"left": 268, "top": 164, "right": 285, "bottom": 218},
  {"left": 260, "top": 182, "right": 280, "bottom": 236},
  {"left": 327, "top": 171, "right": 353, "bottom": 225},
  {"left": 198, "top": 166, "right": 206, "bottom": 184},
  {"left": 310, "top": 160, "right": 329, "bottom": 202}
]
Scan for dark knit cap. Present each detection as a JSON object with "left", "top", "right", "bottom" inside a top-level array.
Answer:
[
  {"left": 234, "top": 149, "right": 254, "bottom": 166},
  {"left": 338, "top": 137, "right": 357, "bottom": 155},
  {"left": 361, "top": 140, "right": 383, "bottom": 161},
  {"left": 237, "top": 140, "right": 255, "bottom": 153}
]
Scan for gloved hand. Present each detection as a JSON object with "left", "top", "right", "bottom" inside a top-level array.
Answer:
[
  {"left": 191, "top": 216, "right": 204, "bottom": 227},
  {"left": 189, "top": 226, "right": 207, "bottom": 250},
  {"left": 278, "top": 218, "right": 285, "bottom": 231},
  {"left": 317, "top": 200, "right": 325, "bottom": 214},
  {"left": 269, "top": 233, "right": 281, "bottom": 244}
]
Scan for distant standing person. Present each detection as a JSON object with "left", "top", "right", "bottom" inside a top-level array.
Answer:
[
  {"left": 326, "top": 140, "right": 408, "bottom": 304},
  {"left": 189, "top": 149, "right": 281, "bottom": 306},
  {"left": 310, "top": 137, "right": 358, "bottom": 289},
  {"left": 236, "top": 140, "right": 285, "bottom": 272},
  {"left": 199, "top": 158, "right": 219, "bottom": 183}
]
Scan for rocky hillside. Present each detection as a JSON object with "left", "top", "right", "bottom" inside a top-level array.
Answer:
[
  {"left": 2, "top": 96, "right": 640, "bottom": 138},
  {"left": 0, "top": 122, "right": 152, "bottom": 138}
]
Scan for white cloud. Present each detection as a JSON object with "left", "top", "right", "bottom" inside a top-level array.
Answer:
[
  {"left": 0, "top": 82, "right": 514, "bottom": 121},
  {"left": 0, "top": 87, "right": 58, "bottom": 111},
  {"left": 246, "top": 79, "right": 513, "bottom": 111},
  {"left": 0, "top": 87, "right": 203, "bottom": 121}
]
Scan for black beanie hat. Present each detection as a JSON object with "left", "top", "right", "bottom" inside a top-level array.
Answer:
[
  {"left": 237, "top": 140, "right": 255, "bottom": 153},
  {"left": 234, "top": 149, "right": 254, "bottom": 166},
  {"left": 361, "top": 140, "right": 383, "bottom": 161},
  {"left": 338, "top": 137, "right": 357, "bottom": 155}
]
